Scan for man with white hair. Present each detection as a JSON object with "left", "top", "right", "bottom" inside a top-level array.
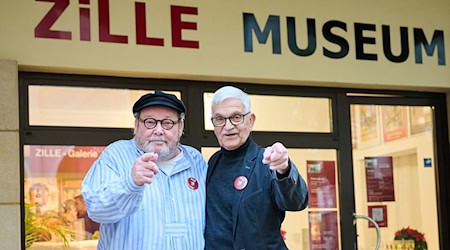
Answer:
[{"left": 205, "top": 86, "right": 309, "bottom": 250}]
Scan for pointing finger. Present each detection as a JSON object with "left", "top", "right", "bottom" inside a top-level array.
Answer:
[
  {"left": 141, "top": 152, "right": 158, "bottom": 163},
  {"left": 262, "top": 146, "right": 273, "bottom": 164}
]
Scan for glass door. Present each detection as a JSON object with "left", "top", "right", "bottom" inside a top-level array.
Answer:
[{"left": 351, "top": 104, "right": 439, "bottom": 250}]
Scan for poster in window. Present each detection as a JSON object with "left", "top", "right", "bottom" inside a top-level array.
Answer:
[
  {"left": 358, "top": 105, "right": 381, "bottom": 148},
  {"left": 368, "top": 205, "right": 388, "bottom": 227},
  {"left": 309, "top": 211, "right": 339, "bottom": 250},
  {"left": 306, "top": 160, "right": 337, "bottom": 208},
  {"left": 409, "top": 106, "right": 432, "bottom": 135},
  {"left": 27, "top": 178, "right": 59, "bottom": 213},
  {"left": 381, "top": 106, "right": 408, "bottom": 142},
  {"left": 25, "top": 145, "right": 106, "bottom": 213},
  {"left": 365, "top": 156, "right": 395, "bottom": 202}
]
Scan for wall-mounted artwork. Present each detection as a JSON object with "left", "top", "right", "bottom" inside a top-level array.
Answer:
[
  {"left": 381, "top": 106, "right": 408, "bottom": 142},
  {"left": 358, "top": 105, "right": 381, "bottom": 148},
  {"left": 409, "top": 106, "right": 432, "bottom": 135}
]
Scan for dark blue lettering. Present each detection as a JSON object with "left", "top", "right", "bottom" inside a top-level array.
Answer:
[
  {"left": 322, "top": 20, "right": 349, "bottom": 59},
  {"left": 287, "top": 17, "right": 316, "bottom": 56},
  {"left": 355, "top": 23, "right": 377, "bottom": 61},
  {"left": 414, "top": 28, "right": 446, "bottom": 65},
  {"left": 382, "top": 25, "right": 409, "bottom": 63},
  {"left": 243, "top": 13, "right": 281, "bottom": 54}
]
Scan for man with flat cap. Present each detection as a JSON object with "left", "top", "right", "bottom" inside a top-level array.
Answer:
[{"left": 82, "top": 90, "right": 207, "bottom": 249}]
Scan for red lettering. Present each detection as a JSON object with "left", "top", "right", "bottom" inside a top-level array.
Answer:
[
  {"left": 35, "top": 0, "right": 71, "bottom": 40},
  {"left": 135, "top": 2, "right": 164, "bottom": 46},
  {"left": 171, "top": 6, "right": 199, "bottom": 48},
  {"left": 35, "top": 1, "right": 201, "bottom": 49},
  {"left": 79, "top": 0, "right": 91, "bottom": 41},
  {"left": 98, "top": 0, "right": 128, "bottom": 43}
]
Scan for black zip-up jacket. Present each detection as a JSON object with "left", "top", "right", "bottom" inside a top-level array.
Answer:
[{"left": 206, "top": 139, "right": 309, "bottom": 250}]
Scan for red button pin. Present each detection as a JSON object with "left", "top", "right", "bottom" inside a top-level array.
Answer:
[
  {"left": 234, "top": 176, "right": 248, "bottom": 191},
  {"left": 187, "top": 177, "right": 199, "bottom": 190}
]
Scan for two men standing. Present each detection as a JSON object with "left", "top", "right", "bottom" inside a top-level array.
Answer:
[{"left": 82, "top": 86, "right": 308, "bottom": 249}]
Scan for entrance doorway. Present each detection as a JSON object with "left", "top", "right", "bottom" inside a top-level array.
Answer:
[{"left": 351, "top": 104, "right": 438, "bottom": 250}]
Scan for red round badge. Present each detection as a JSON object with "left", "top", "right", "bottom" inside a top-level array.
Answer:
[
  {"left": 234, "top": 176, "right": 248, "bottom": 191},
  {"left": 187, "top": 177, "right": 199, "bottom": 190}
]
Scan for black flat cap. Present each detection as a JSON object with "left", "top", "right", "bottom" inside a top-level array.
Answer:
[{"left": 132, "top": 90, "right": 186, "bottom": 114}]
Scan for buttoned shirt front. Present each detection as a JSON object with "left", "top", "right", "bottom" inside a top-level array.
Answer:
[{"left": 82, "top": 139, "right": 207, "bottom": 250}]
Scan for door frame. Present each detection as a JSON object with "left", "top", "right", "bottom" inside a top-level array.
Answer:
[{"left": 338, "top": 91, "right": 450, "bottom": 249}]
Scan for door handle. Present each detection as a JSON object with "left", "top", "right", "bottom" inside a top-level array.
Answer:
[{"left": 353, "top": 213, "right": 381, "bottom": 250}]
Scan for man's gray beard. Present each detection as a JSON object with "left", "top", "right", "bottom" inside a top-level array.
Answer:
[
  {"left": 135, "top": 138, "right": 176, "bottom": 161},
  {"left": 151, "top": 147, "right": 171, "bottom": 161}
]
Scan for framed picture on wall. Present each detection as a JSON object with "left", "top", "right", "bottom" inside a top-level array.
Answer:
[
  {"left": 308, "top": 211, "right": 339, "bottom": 249},
  {"left": 364, "top": 156, "right": 395, "bottom": 202},
  {"left": 368, "top": 205, "right": 388, "bottom": 227},
  {"left": 381, "top": 106, "right": 408, "bottom": 142},
  {"left": 306, "top": 160, "right": 337, "bottom": 209},
  {"left": 409, "top": 106, "right": 432, "bottom": 135},
  {"left": 357, "top": 105, "right": 381, "bottom": 148}
]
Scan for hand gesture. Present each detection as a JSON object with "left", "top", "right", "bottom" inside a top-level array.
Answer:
[
  {"left": 262, "top": 142, "right": 289, "bottom": 174},
  {"left": 132, "top": 152, "right": 159, "bottom": 186}
]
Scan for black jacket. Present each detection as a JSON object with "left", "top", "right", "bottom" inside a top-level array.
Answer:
[{"left": 206, "top": 139, "right": 309, "bottom": 250}]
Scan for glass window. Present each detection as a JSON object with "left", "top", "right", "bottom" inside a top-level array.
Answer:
[
  {"left": 24, "top": 145, "right": 105, "bottom": 248},
  {"left": 203, "top": 93, "right": 332, "bottom": 132},
  {"left": 28, "top": 86, "right": 180, "bottom": 128}
]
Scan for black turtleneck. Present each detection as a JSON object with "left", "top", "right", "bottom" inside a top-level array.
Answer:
[{"left": 205, "top": 139, "right": 251, "bottom": 249}]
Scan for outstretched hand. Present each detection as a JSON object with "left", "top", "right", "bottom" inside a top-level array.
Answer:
[
  {"left": 132, "top": 152, "right": 159, "bottom": 186},
  {"left": 262, "top": 142, "right": 289, "bottom": 175}
]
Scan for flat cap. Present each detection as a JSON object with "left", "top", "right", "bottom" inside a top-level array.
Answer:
[{"left": 132, "top": 90, "right": 186, "bottom": 114}]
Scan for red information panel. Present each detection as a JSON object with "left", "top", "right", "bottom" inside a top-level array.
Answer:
[
  {"left": 307, "top": 161, "right": 337, "bottom": 208},
  {"left": 309, "top": 211, "right": 339, "bottom": 250},
  {"left": 365, "top": 156, "right": 395, "bottom": 202},
  {"left": 368, "top": 205, "right": 388, "bottom": 227}
]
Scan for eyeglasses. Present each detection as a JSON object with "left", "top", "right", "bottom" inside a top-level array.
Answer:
[
  {"left": 138, "top": 117, "right": 180, "bottom": 130},
  {"left": 211, "top": 112, "right": 250, "bottom": 127}
]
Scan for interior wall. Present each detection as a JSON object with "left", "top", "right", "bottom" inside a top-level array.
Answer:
[{"left": 352, "top": 131, "right": 438, "bottom": 250}]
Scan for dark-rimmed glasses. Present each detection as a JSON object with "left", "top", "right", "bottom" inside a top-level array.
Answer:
[
  {"left": 211, "top": 112, "right": 250, "bottom": 127},
  {"left": 138, "top": 117, "right": 180, "bottom": 130}
]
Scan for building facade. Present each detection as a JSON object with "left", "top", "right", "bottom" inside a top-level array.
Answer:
[{"left": 1, "top": 1, "right": 450, "bottom": 249}]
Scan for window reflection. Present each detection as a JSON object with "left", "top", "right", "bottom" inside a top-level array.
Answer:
[
  {"left": 28, "top": 86, "right": 180, "bottom": 128},
  {"left": 24, "top": 145, "right": 105, "bottom": 249}
]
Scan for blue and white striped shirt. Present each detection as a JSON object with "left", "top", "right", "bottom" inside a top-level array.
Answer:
[{"left": 81, "top": 139, "right": 207, "bottom": 250}]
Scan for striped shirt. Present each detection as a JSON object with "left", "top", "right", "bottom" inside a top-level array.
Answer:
[{"left": 81, "top": 139, "right": 207, "bottom": 250}]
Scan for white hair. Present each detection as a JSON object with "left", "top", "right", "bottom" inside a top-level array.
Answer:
[{"left": 211, "top": 86, "right": 251, "bottom": 113}]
